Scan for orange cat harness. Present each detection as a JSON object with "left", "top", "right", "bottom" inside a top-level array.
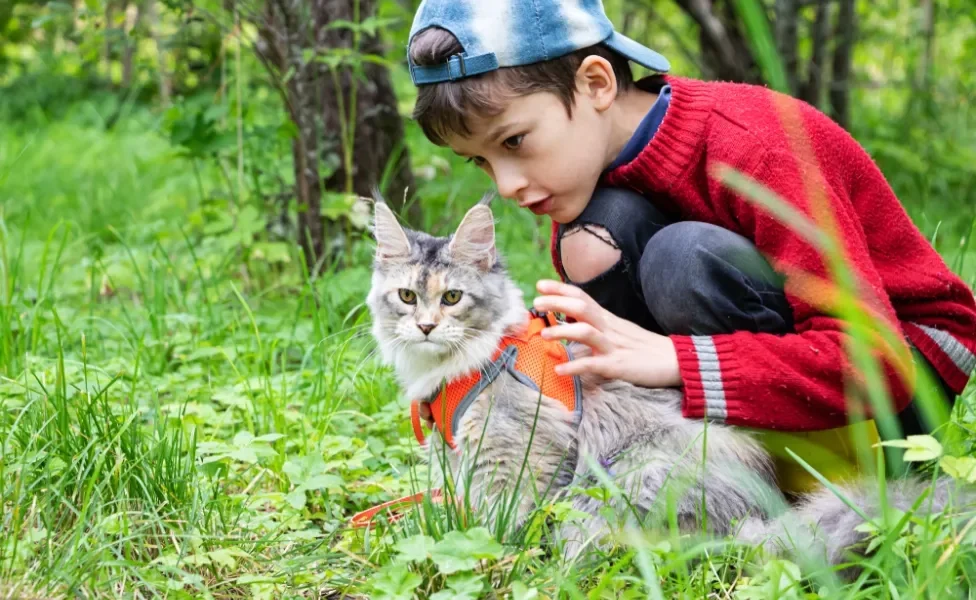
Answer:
[
  {"left": 411, "top": 310, "right": 582, "bottom": 448},
  {"left": 350, "top": 311, "right": 581, "bottom": 529}
]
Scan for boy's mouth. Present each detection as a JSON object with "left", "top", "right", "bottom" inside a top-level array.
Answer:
[{"left": 521, "top": 196, "right": 554, "bottom": 215}]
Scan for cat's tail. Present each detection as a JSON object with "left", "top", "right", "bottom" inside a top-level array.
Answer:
[{"left": 735, "top": 475, "right": 972, "bottom": 569}]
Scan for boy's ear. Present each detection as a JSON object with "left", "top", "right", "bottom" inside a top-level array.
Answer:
[
  {"left": 576, "top": 55, "right": 617, "bottom": 112},
  {"left": 372, "top": 199, "right": 411, "bottom": 261},
  {"left": 449, "top": 200, "right": 496, "bottom": 272}
]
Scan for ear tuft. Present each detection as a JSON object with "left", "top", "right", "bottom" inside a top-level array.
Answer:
[
  {"left": 449, "top": 203, "right": 496, "bottom": 271},
  {"left": 372, "top": 197, "right": 411, "bottom": 261}
]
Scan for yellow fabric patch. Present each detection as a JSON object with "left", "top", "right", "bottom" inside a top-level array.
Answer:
[{"left": 750, "top": 419, "right": 882, "bottom": 495}]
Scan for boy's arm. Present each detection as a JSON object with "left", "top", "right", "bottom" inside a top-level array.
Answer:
[{"left": 673, "top": 124, "right": 975, "bottom": 431}]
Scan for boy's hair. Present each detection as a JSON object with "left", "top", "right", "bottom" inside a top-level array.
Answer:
[{"left": 409, "top": 27, "right": 634, "bottom": 146}]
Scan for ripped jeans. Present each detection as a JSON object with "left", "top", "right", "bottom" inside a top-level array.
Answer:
[{"left": 554, "top": 186, "right": 954, "bottom": 440}]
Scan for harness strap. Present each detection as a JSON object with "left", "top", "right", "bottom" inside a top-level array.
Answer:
[
  {"left": 411, "top": 399, "right": 427, "bottom": 445},
  {"left": 411, "top": 311, "right": 566, "bottom": 448}
]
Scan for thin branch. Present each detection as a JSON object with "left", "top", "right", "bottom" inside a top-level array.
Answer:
[
  {"left": 638, "top": 0, "right": 709, "bottom": 77},
  {"left": 774, "top": 0, "right": 799, "bottom": 94},
  {"left": 673, "top": 0, "right": 749, "bottom": 80},
  {"left": 801, "top": 0, "right": 830, "bottom": 106},
  {"left": 829, "top": 0, "right": 855, "bottom": 128}
]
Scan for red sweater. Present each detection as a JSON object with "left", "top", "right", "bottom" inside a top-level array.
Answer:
[{"left": 550, "top": 76, "right": 976, "bottom": 431}]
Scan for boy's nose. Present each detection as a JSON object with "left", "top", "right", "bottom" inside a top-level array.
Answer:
[{"left": 494, "top": 167, "right": 528, "bottom": 199}]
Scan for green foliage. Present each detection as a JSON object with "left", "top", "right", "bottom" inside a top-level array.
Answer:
[{"left": 0, "top": 0, "right": 974, "bottom": 597}]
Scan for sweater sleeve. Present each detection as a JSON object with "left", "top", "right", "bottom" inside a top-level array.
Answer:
[{"left": 673, "top": 143, "right": 918, "bottom": 431}]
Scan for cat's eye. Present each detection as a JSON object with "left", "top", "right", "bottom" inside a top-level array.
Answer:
[
  {"left": 441, "top": 290, "right": 463, "bottom": 306},
  {"left": 398, "top": 289, "right": 417, "bottom": 304}
]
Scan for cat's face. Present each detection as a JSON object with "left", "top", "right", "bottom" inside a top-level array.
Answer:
[{"left": 367, "top": 198, "right": 522, "bottom": 365}]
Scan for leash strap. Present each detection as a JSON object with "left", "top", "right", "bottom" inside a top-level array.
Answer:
[{"left": 349, "top": 489, "right": 443, "bottom": 529}]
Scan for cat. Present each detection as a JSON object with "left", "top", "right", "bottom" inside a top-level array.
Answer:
[{"left": 365, "top": 195, "right": 967, "bottom": 568}]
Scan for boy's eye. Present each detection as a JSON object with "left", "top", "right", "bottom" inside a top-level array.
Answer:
[
  {"left": 398, "top": 289, "right": 417, "bottom": 304},
  {"left": 467, "top": 156, "right": 486, "bottom": 167},
  {"left": 441, "top": 290, "right": 463, "bottom": 305},
  {"left": 502, "top": 134, "right": 524, "bottom": 150}
]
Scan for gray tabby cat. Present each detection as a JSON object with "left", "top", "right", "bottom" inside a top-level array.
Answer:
[{"left": 366, "top": 196, "right": 965, "bottom": 567}]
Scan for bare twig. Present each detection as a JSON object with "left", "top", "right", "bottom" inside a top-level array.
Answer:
[
  {"left": 774, "top": 0, "right": 799, "bottom": 93},
  {"left": 801, "top": 0, "right": 831, "bottom": 106},
  {"left": 829, "top": 0, "right": 855, "bottom": 128}
]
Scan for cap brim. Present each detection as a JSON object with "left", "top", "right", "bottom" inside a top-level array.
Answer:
[{"left": 603, "top": 31, "right": 670, "bottom": 73}]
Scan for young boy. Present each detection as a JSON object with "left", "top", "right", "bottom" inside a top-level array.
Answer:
[{"left": 405, "top": 0, "right": 976, "bottom": 491}]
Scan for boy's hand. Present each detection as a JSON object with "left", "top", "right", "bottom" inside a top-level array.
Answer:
[{"left": 533, "top": 280, "right": 682, "bottom": 389}]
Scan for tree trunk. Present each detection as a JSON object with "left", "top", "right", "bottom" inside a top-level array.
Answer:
[
  {"left": 121, "top": 0, "right": 137, "bottom": 88},
  {"left": 672, "top": 0, "right": 759, "bottom": 83},
  {"left": 252, "top": 0, "right": 416, "bottom": 273},
  {"left": 918, "top": 0, "right": 936, "bottom": 88},
  {"left": 255, "top": 0, "right": 325, "bottom": 269},
  {"left": 104, "top": 0, "right": 115, "bottom": 74},
  {"left": 670, "top": 0, "right": 857, "bottom": 130},
  {"left": 319, "top": 0, "right": 417, "bottom": 221},
  {"left": 145, "top": 0, "right": 171, "bottom": 104}
]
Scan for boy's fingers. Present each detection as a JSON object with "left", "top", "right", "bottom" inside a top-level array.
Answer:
[
  {"left": 533, "top": 295, "right": 589, "bottom": 320},
  {"left": 541, "top": 322, "right": 611, "bottom": 353},
  {"left": 535, "top": 279, "right": 594, "bottom": 302},
  {"left": 555, "top": 355, "right": 610, "bottom": 378}
]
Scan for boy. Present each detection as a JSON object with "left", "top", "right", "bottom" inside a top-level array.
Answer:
[{"left": 405, "top": 0, "right": 976, "bottom": 491}]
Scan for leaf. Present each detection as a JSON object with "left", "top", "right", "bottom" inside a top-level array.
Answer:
[
  {"left": 445, "top": 573, "right": 484, "bottom": 599},
  {"left": 233, "top": 430, "right": 255, "bottom": 447},
  {"left": 208, "top": 547, "right": 249, "bottom": 569},
  {"left": 512, "top": 582, "right": 539, "bottom": 600},
  {"left": 369, "top": 564, "right": 422, "bottom": 600},
  {"left": 212, "top": 389, "right": 250, "bottom": 408},
  {"left": 229, "top": 447, "right": 259, "bottom": 463},
  {"left": 939, "top": 455, "right": 976, "bottom": 482},
  {"left": 395, "top": 534, "right": 435, "bottom": 563},
  {"left": 303, "top": 474, "right": 343, "bottom": 490},
  {"left": 251, "top": 242, "right": 292, "bottom": 264},
  {"left": 282, "top": 459, "right": 304, "bottom": 482},
  {"left": 430, "top": 528, "right": 503, "bottom": 574},
  {"left": 430, "top": 573, "right": 485, "bottom": 600},
  {"left": 877, "top": 435, "right": 943, "bottom": 462},
  {"left": 285, "top": 489, "right": 307, "bottom": 510}
]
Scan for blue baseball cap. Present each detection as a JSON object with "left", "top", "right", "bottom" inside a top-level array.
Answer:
[{"left": 408, "top": 0, "right": 670, "bottom": 85}]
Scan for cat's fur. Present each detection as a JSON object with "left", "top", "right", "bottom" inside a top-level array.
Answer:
[{"left": 366, "top": 198, "right": 968, "bottom": 567}]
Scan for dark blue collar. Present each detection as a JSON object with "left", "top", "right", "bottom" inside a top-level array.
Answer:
[{"left": 606, "top": 84, "right": 671, "bottom": 172}]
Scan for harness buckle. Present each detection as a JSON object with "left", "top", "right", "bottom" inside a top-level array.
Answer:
[{"left": 529, "top": 308, "right": 560, "bottom": 328}]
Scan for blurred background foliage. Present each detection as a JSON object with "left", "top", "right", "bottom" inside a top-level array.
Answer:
[
  {"left": 1, "top": 1, "right": 975, "bottom": 596},
  {"left": 2, "top": 0, "right": 974, "bottom": 275}
]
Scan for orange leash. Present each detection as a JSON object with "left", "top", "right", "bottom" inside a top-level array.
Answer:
[{"left": 350, "top": 489, "right": 443, "bottom": 529}]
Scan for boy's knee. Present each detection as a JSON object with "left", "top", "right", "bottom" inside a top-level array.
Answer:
[
  {"left": 641, "top": 221, "right": 729, "bottom": 282},
  {"left": 640, "top": 222, "right": 785, "bottom": 334},
  {"left": 560, "top": 225, "right": 623, "bottom": 284}
]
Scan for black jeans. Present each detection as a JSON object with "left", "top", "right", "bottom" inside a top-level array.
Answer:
[{"left": 555, "top": 186, "right": 956, "bottom": 440}]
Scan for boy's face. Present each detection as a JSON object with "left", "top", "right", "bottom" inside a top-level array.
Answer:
[{"left": 445, "top": 90, "right": 613, "bottom": 224}]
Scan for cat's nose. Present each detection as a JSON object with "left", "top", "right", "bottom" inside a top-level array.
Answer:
[{"left": 417, "top": 323, "right": 436, "bottom": 336}]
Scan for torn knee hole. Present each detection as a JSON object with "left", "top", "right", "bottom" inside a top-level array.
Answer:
[{"left": 560, "top": 225, "right": 623, "bottom": 284}]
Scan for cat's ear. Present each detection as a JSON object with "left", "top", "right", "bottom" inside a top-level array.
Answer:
[
  {"left": 372, "top": 200, "right": 411, "bottom": 261},
  {"left": 449, "top": 199, "right": 496, "bottom": 271}
]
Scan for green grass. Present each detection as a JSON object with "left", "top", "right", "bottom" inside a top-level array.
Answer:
[{"left": 0, "top": 90, "right": 974, "bottom": 599}]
